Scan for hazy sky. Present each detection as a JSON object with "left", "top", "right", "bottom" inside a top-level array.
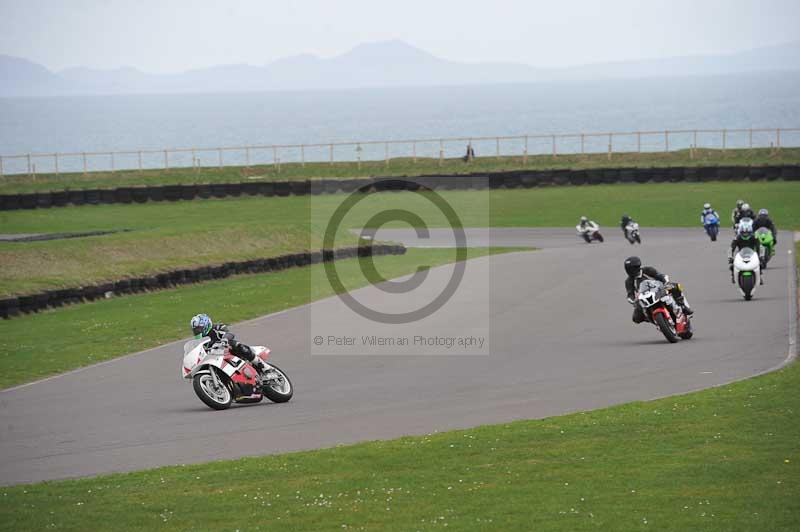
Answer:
[{"left": 1, "top": 0, "right": 798, "bottom": 73}]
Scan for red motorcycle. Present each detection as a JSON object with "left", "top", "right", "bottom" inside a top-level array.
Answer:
[{"left": 182, "top": 338, "right": 293, "bottom": 410}]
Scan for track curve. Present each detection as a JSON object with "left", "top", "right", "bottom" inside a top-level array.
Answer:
[{"left": 0, "top": 228, "right": 794, "bottom": 485}]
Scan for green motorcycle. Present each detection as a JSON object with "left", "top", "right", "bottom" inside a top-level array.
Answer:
[{"left": 755, "top": 227, "right": 775, "bottom": 268}]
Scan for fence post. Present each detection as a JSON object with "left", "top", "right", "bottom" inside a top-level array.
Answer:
[
  {"left": 356, "top": 144, "right": 362, "bottom": 170},
  {"left": 777, "top": 128, "right": 781, "bottom": 149},
  {"left": 27, "top": 154, "right": 31, "bottom": 177},
  {"left": 495, "top": 137, "right": 500, "bottom": 160},
  {"left": 748, "top": 128, "right": 753, "bottom": 149},
  {"left": 110, "top": 152, "right": 115, "bottom": 173},
  {"left": 329, "top": 144, "right": 334, "bottom": 166},
  {"left": 551, "top": 135, "right": 556, "bottom": 158},
  {"left": 412, "top": 141, "right": 417, "bottom": 163},
  {"left": 722, "top": 129, "right": 726, "bottom": 151},
  {"left": 608, "top": 134, "right": 613, "bottom": 161},
  {"left": 54, "top": 153, "right": 59, "bottom": 175},
  {"left": 218, "top": 148, "right": 223, "bottom": 170},
  {"left": 301, "top": 145, "right": 305, "bottom": 168},
  {"left": 523, "top": 135, "right": 529, "bottom": 165},
  {"left": 693, "top": 130, "right": 698, "bottom": 154},
  {"left": 0, "top": 156, "right": 3, "bottom": 177},
  {"left": 164, "top": 150, "right": 169, "bottom": 170},
  {"left": 385, "top": 142, "right": 389, "bottom": 167},
  {"left": 664, "top": 130, "right": 669, "bottom": 153},
  {"left": 192, "top": 148, "right": 197, "bottom": 171},
  {"left": 245, "top": 146, "right": 250, "bottom": 169},
  {"left": 82, "top": 152, "right": 87, "bottom": 175},
  {"left": 636, "top": 132, "right": 641, "bottom": 153},
  {"left": 138, "top": 151, "right": 143, "bottom": 172},
  {"left": 581, "top": 133, "right": 585, "bottom": 155}
]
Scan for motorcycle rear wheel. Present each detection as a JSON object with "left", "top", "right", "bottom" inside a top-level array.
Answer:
[
  {"left": 193, "top": 372, "right": 232, "bottom": 410},
  {"left": 654, "top": 313, "right": 679, "bottom": 343}
]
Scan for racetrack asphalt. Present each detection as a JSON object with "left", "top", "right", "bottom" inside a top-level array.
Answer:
[{"left": 0, "top": 227, "right": 794, "bottom": 485}]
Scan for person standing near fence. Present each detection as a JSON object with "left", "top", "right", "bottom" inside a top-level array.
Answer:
[{"left": 463, "top": 144, "right": 475, "bottom": 162}]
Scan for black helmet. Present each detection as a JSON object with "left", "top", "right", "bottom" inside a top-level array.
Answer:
[
  {"left": 624, "top": 256, "right": 642, "bottom": 276},
  {"left": 758, "top": 208, "right": 768, "bottom": 218},
  {"left": 621, "top": 213, "right": 631, "bottom": 221}
]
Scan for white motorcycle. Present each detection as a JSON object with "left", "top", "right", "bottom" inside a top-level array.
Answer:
[
  {"left": 576, "top": 222, "right": 604, "bottom": 243},
  {"left": 182, "top": 338, "right": 293, "bottom": 410},
  {"left": 732, "top": 247, "right": 761, "bottom": 300},
  {"left": 624, "top": 222, "right": 642, "bottom": 244}
]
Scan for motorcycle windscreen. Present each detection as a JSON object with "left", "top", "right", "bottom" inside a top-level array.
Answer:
[
  {"left": 739, "top": 247, "right": 756, "bottom": 261},
  {"left": 638, "top": 279, "right": 662, "bottom": 292},
  {"left": 183, "top": 337, "right": 210, "bottom": 355}
]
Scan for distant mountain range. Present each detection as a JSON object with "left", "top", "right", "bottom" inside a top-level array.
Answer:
[{"left": 2, "top": 39, "right": 799, "bottom": 97}]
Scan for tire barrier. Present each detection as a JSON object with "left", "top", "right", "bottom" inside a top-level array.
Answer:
[
  {"left": 0, "top": 244, "right": 406, "bottom": 319},
  {"left": 1, "top": 165, "right": 797, "bottom": 211}
]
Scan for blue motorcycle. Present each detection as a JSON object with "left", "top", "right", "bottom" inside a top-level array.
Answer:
[{"left": 703, "top": 213, "right": 720, "bottom": 241}]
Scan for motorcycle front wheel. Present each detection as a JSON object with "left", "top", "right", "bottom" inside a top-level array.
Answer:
[
  {"left": 193, "top": 372, "right": 232, "bottom": 410},
  {"left": 261, "top": 363, "right": 294, "bottom": 403},
  {"left": 654, "top": 313, "right": 679, "bottom": 343}
]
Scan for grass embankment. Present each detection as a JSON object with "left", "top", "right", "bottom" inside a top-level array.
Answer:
[
  {"left": 0, "top": 247, "right": 520, "bottom": 389},
  {"left": 1, "top": 181, "right": 798, "bottom": 296},
  {"left": 2, "top": 328, "right": 798, "bottom": 530},
  {"left": 0, "top": 147, "right": 798, "bottom": 194}
]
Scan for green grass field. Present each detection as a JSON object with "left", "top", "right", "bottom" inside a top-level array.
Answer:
[
  {"left": 1, "top": 147, "right": 797, "bottom": 194},
  {"left": 2, "top": 340, "right": 797, "bottom": 531},
  {"left": 2, "top": 181, "right": 798, "bottom": 297},
  {"left": 0, "top": 247, "right": 519, "bottom": 389},
  {"left": 0, "top": 178, "right": 797, "bottom": 529}
]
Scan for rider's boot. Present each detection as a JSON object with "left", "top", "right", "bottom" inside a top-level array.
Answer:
[
  {"left": 251, "top": 357, "right": 268, "bottom": 374},
  {"left": 676, "top": 295, "right": 693, "bottom": 316}
]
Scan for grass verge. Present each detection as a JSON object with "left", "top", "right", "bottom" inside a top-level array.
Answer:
[
  {"left": 0, "top": 147, "right": 798, "bottom": 194},
  {"left": 1, "top": 181, "right": 798, "bottom": 297},
  {"left": 1, "top": 334, "right": 797, "bottom": 530},
  {"left": 0, "top": 247, "right": 524, "bottom": 389}
]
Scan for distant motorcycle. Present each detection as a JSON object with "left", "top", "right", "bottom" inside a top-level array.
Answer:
[
  {"left": 732, "top": 247, "right": 761, "bottom": 300},
  {"left": 624, "top": 222, "right": 642, "bottom": 244},
  {"left": 755, "top": 228, "right": 775, "bottom": 268},
  {"left": 182, "top": 338, "right": 293, "bottom": 410},
  {"left": 703, "top": 212, "right": 720, "bottom": 242},
  {"left": 577, "top": 222, "right": 604, "bottom": 243},
  {"left": 635, "top": 279, "right": 693, "bottom": 343}
]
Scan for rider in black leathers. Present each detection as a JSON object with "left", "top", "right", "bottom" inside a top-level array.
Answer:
[
  {"left": 753, "top": 208, "right": 777, "bottom": 244},
  {"left": 733, "top": 202, "right": 755, "bottom": 228},
  {"left": 190, "top": 314, "right": 267, "bottom": 373},
  {"left": 730, "top": 200, "right": 744, "bottom": 229},
  {"left": 620, "top": 214, "right": 636, "bottom": 239},
  {"left": 624, "top": 256, "right": 693, "bottom": 324}
]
